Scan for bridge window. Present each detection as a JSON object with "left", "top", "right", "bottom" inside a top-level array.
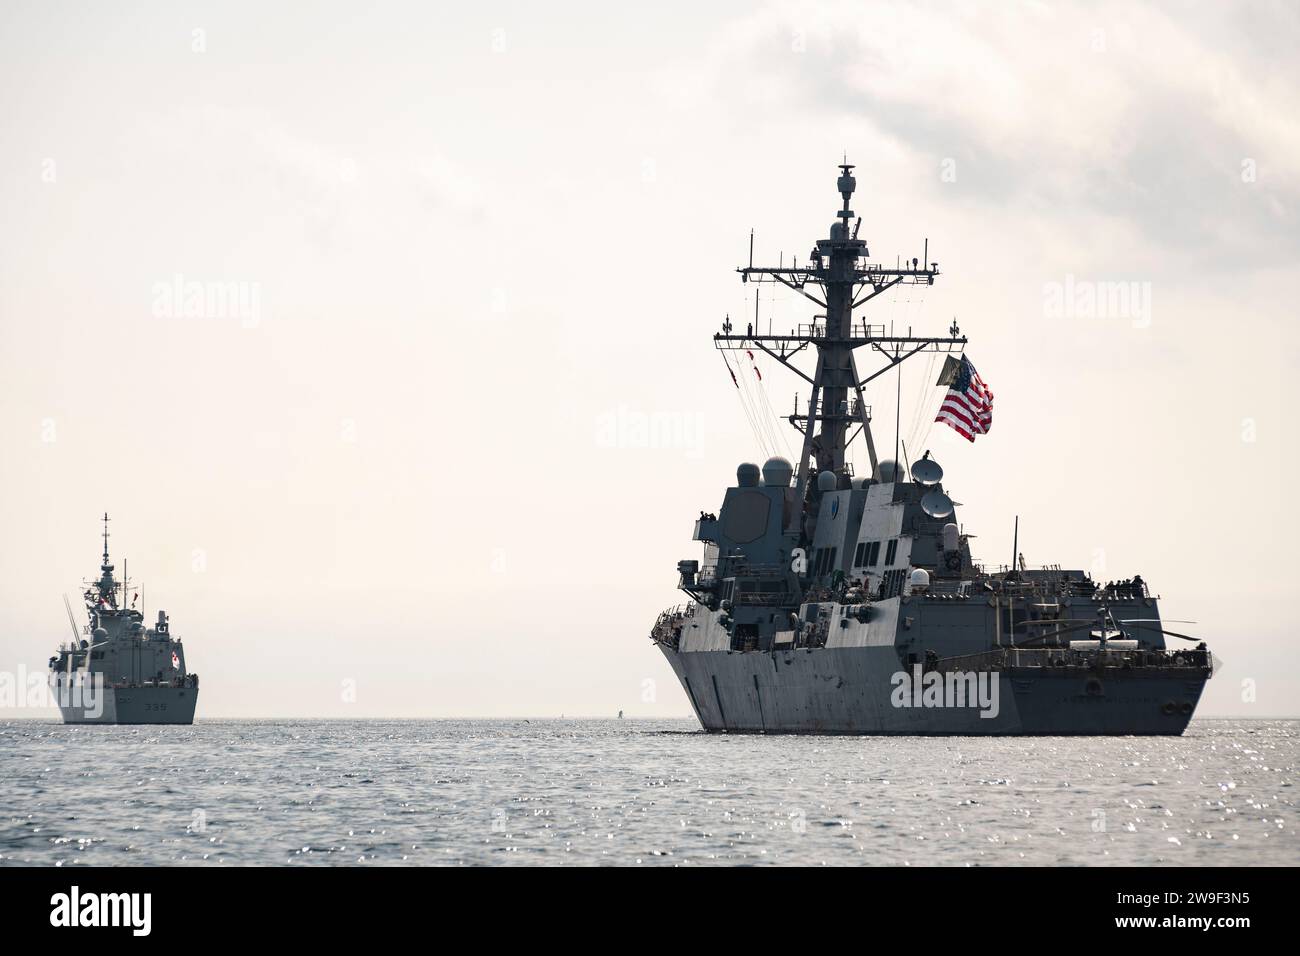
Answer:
[
  {"left": 884, "top": 539, "right": 899, "bottom": 566},
  {"left": 813, "top": 546, "right": 839, "bottom": 577},
  {"left": 881, "top": 568, "right": 906, "bottom": 598}
]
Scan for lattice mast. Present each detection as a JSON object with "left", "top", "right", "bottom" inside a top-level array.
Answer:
[{"left": 717, "top": 163, "right": 965, "bottom": 497}]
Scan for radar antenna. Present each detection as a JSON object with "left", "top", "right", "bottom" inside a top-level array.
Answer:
[
  {"left": 101, "top": 511, "right": 110, "bottom": 568},
  {"left": 721, "top": 162, "right": 966, "bottom": 497}
]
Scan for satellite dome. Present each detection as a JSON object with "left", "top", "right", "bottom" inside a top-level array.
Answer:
[
  {"left": 736, "top": 462, "right": 761, "bottom": 487},
  {"left": 830, "top": 221, "right": 847, "bottom": 241},
  {"left": 92, "top": 627, "right": 108, "bottom": 641},
  {"left": 921, "top": 489, "right": 954, "bottom": 518},
  {"left": 912, "top": 453, "right": 943, "bottom": 485},
  {"left": 761, "top": 456, "right": 793, "bottom": 488},
  {"left": 909, "top": 568, "right": 931, "bottom": 588},
  {"left": 816, "top": 470, "right": 837, "bottom": 492},
  {"left": 874, "top": 458, "right": 904, "bottom": 482}
]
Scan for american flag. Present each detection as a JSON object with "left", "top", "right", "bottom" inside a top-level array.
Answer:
[{"left": 935, "top": 355, "right": 993, "bottom": 442}]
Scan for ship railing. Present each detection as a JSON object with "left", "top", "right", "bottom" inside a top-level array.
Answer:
[
  {"left": 733, "top": 590, "right": 797, "bottom": 607},
  {"left": 721, "top": 560, "right": 788, "bottom": 576},
  {"left": 799, "top": 623, "right": 830, "bottom": 649},
  {"left": 922, "top": 579, "right": 968, "bottom": 596},
  {"left": 934, "top": 645, "right": 1209, "bottom": 673},
  {"left": 693, "top": 517, "right": 719, "bottom": 541},
  {"left": 791, "top": 395, "right": 871, "bottom": 420},
  {"left": 792, "top": 322, "right": 889, "bottom": 339},
  {"left": 966, "top": 564, "right": 1155, "bottom": 601},
  {"left": 717, "top": 556, "right": 785, "bottom": 572},
  {"left": 1094, "top": 582, "right": 1152, "bottom": 600},
  {"left": 650, "top": 604, "right": 696, "bottom": 648}
]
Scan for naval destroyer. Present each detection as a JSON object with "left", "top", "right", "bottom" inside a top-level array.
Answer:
[
  {"left": 48, "top": 515, "right": 199, "bottom": 724},
  {"left": 651, "top": 163, "right": 1213, "bottom": 734}
]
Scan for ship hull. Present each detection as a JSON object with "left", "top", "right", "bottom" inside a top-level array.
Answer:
[
  {"left": 659, "top": 645, "right": 1205, "bottom": 735},
  {"left": 55, "top": 685, "right": 198, "bottom": 725}
]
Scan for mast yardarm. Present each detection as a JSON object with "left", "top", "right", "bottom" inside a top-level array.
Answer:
[{"left": 719, "top": 163, "right": 965, "bottom": 494}]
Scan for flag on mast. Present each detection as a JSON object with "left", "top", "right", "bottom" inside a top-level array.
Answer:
[{"left": 935, "top": 355, "right": 993, "bottom": 441}]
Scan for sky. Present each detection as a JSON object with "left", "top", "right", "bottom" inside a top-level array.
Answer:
[{"left": 1, "top": 0, "right": 1297, "bottom": 718}]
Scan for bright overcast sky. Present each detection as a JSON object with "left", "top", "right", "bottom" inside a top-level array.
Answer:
[{"left": 1, "top": 1, "right": 1296, "bottom": 717}]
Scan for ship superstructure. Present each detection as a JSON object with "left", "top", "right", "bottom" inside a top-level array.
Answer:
[
  {"left": 651, "top": 164, "right": 1212, "bottom": 734},
  {"left": 49, "top": 515, "right": 199, "bottom": 724}
]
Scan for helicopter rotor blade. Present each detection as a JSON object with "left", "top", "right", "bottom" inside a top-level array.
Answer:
[
  {"left": 1123, "top": 623, "right": 1201, "bottom": 642},
  {"left": 1008, "top": 622, "right": 1104, "bottom": 648},
  {"left": 1015, "top": 619, "right": 1095, "bottom": 626}
]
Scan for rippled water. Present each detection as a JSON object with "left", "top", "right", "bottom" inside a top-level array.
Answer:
[{"left": 1, "top": 718, "right": 1295, "bottom": 866}]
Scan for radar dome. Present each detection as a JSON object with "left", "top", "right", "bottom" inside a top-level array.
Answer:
[
  {"left": 736, "top": 462, "right": 761, "bottom": 487},
  {"left": 874, "top": 459, "right": 904, "bottom": 482},
  {"left": 761, "top": 457, "right": 793, "bottom": 488},
  {"left": 816, "top": 470, "right": 837, "bottom": 492},
  {"left": 92, "top": 627, "right": 108, "bottom": 640},
  {"left": 909, "top": 569, "right": 931, "bottom": 588},
  {"left": 943, "top": 523, "right": 960, "bottom": 552}
]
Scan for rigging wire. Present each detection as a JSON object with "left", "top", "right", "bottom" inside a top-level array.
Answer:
[
  {"left": 722, "top": 348, "right": 771, "bottom": 459},
  {"left": 760, "top": 281, "right": 794, "bottom": 459},
  {"left": 740, "top": 365, "right": 775, "bottom": 460},
  {"left": 904, "top": 348, "right": 938, "bottom": 460},
  {"left": 736, "top": 349, "right": 768, "bottom": 456},
  {"left": 746, "top": 347, "right": 792, "bottom": 460},
  {"left": 734, "top": 282, "right": 792, "bottom": 462}
]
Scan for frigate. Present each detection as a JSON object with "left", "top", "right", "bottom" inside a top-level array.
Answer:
[
  {"left": 48, "top": 515, "right": 199, "bottom": 724},
  {"left": 651, "top": 163, "right": 1213, "bottom": 735}
]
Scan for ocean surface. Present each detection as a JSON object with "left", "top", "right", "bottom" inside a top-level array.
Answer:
[{"left": 1, "top": 718, "right": 1295, "bottom": 866}]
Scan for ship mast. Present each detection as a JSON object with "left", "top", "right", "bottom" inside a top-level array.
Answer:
[
  {"left": 719, "top": 162, "right": 966, "bottom": 497},
  {"left": 94, "top": 511, "right": 119, "bottom": 608}
]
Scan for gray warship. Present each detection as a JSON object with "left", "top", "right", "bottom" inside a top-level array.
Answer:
[
  {"left": 651, "top": 163, "right": 1213, "bottom": 735},
  {"left": 48, "top": 515, "right": 199, "bottom": 724}
]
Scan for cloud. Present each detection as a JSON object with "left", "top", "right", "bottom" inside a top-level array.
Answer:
[{"left": 672, "top": 0, "right": 1299, "bottom": 265}]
